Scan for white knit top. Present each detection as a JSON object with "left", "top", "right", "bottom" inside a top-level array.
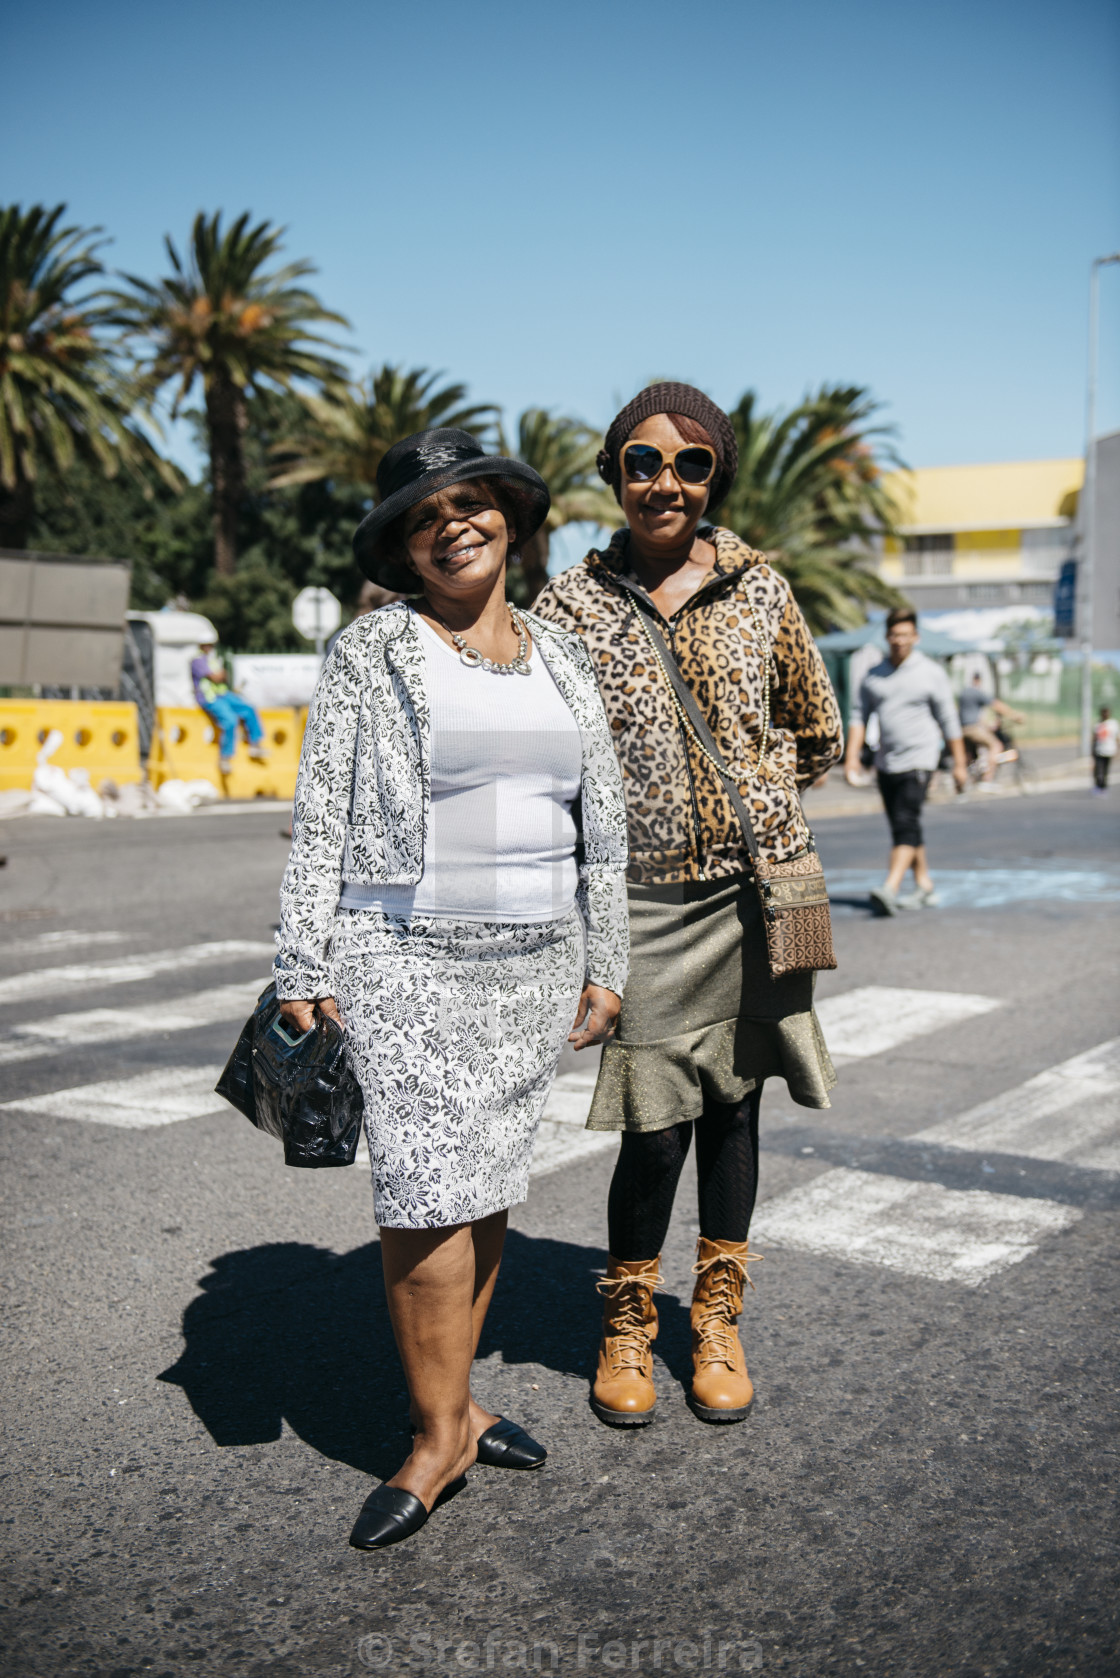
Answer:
[{"left": 339, "top": 610, "right": 583, "bottom": 922}]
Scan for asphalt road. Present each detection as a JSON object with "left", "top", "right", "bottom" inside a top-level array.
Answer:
[{"left": 1, "top": 788, "right": 1118, "bottom": 1678}]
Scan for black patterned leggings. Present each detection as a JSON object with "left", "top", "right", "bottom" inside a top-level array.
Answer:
[{"left": 605, "top": 1087, "right": 762, "bottom": 1261}]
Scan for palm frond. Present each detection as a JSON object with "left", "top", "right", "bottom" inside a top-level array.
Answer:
[
  {"left": 0, "top": 202, "right": 177, "bottom": 514},
  {"left": 269, "top": 364, "right": 498, "bottom": 490},
  {"left": 720, "top": 383, "right": 907, "bottom": 634}
]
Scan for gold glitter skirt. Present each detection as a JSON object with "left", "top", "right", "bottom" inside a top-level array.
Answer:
[{"left": 586, "top": 874, "right": 836, "bottom": 1133}]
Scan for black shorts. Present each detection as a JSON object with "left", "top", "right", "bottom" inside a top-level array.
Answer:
[{"left": 877, "top": 769, "right": 931, "bottom": 848}]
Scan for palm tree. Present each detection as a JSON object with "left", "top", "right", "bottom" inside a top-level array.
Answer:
[
  {"left": 114, "top": 212, "right": 349, "bottom": 575},
  {"left": 502, "top": 408, "right": 623, "bottom": 603},
  {"left": 269, "top": 364, "right": 498, "bottom": 492},
  {"left": 0, "top": 203, "right": 173, "bottom": 551},
  {"left": 718, "top": 384, "right": 906, "bottom": 633}
]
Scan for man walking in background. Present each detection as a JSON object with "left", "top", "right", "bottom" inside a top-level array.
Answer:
[{"left": 844, "top": 607, "right": 966, "bottom": 915}]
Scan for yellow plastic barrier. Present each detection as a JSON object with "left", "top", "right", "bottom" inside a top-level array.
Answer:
[
  {"left": 148, "top": 706, "right": 305, "bottom": 800},
  {"left": 0, "top": 700, "right": 143, "bottom": 792}
]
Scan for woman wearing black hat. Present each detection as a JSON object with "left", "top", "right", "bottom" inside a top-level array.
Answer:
[
  {"left": 534, "top": 385, "right": 843, "bottom": 1430},
  {"left": 275, "top": 429, "right": 629, "bottom": 1547}
]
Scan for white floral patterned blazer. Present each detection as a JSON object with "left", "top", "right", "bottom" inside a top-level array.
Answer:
[{"left": 274, "top": 602, "right": 630, "bottom": 1002}]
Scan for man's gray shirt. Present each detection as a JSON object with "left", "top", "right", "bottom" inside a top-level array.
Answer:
[{"left": 855, "top": 648, "right": 962, "bottom": 773}]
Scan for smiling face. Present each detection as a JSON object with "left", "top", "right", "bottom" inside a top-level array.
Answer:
[
  {"left": 397, "top": 481, "right": 515, "bottom": 599},
  {"left": 618, "top": 413, "right": 713, "bottom": 556}
]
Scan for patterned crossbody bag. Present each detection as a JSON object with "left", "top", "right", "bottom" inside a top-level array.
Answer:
[{"left": 630, "top": 596, "right": 837, "bottom": 978}]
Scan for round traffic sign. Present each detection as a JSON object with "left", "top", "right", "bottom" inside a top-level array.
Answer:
[{"left": 292, "top": 586, "right": 342, "bottom": 643}]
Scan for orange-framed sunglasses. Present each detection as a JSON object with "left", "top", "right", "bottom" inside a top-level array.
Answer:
[{"left": 621, "top": 441, "right": 717, "bottom": 486}]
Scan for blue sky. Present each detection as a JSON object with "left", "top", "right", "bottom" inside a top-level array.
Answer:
[{"left": 4, "top": 0, "right": 1119, "bottom": 488}]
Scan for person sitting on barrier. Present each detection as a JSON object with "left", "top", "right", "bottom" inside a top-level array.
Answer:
[{"left": 190, "top": 641, "right": 270, "bottom": 776}]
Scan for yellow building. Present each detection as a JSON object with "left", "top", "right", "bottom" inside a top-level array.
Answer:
[{"left": 879, "top": 458, "right": 1083, "bottom": 610}]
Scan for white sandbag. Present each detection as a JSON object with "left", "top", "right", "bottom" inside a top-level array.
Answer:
[
  {"left": 26, "top": 791, "right": 69, "bottom": 816},
  {"left": 154, "top": 777, "right": 220, "bottom": 812},
  {"left": 62, "top": 766, "right": 107, "bottom": 819},
  {"left": 35, "top": 729, "right": 65, "bottom": 766},
  {"left": 182, "top": 778, "right": 222, "bottom": 805},
  {"left": 0, "top": 789, "right": 35, "bottom": 817}
]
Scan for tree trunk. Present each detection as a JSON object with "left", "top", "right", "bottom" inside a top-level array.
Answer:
[
  {"left": 0, "top": 479, "right": 34, "bottom": 551},
  {"left": 206, "top": 378, "right": 248, "bottom": 577},
  {"left": 519, "top": 525, "right": 551, "bottom": 605}
]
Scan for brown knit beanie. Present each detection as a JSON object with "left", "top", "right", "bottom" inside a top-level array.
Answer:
[{"left": 596, "top": 381, "right": 739, "bottom": 514}]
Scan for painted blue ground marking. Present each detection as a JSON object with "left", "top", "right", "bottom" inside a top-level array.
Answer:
[{"left": 827, "top": 867, "right": 1120, "bottom": 913}]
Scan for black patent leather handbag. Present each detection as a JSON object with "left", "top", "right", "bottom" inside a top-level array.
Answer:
[{"left": 215, "top": 981, "right": 363, "bottom": 1168}]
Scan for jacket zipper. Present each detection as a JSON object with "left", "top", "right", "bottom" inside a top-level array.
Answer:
[{"left": 667, "top": 618, "right": 708, "bottom": 882}]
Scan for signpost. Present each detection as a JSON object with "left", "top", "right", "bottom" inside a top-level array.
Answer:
[{"left": 291, "top": 586, "right": 341, "bottom": 660}]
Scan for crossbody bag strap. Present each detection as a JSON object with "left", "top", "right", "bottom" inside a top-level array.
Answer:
[{"left": 627, "top": 595, "right": 763, "bottom": 868}]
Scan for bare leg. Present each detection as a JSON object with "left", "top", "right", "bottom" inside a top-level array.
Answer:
[
  {"left": 467, "top": 1210, "right": 507, "bottom": 1436},
  {"left": 884, "top": 844, "right": 916, "bottom": 895},
  {"left": 911, "top": 845, "right": 934, "bottom": 893},
  {"left": 402, "top": 1209, "right": 509, "bottom": 1441},
  {"left": 380, "top": 1223, "right": 479, "bottom": 1509}
]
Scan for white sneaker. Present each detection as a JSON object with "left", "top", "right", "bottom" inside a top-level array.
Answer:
[
  {"left": 869, "top": 887, "right": 899, "bottom": 917},
  {"left": 900, "top": 886, "right": 941, "bottom": 909}
]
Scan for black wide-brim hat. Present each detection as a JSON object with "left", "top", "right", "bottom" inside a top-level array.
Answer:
[{"left": 353, "top": 427, "right": 551, "bottom": 591}]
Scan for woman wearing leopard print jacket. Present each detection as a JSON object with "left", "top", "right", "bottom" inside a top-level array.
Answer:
[{"left": 533, "top": 382, "right": 843, "bottom": 1430}]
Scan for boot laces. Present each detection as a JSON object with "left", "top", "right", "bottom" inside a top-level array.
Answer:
[
  {"left": 596, "top": 1272, "right": 661, "bottom": 1374},
  {"left": 691, "top": 1250, "right": 762, "bottom": 1369}
]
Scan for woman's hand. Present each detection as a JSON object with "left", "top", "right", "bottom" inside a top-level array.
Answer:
[
  {"left": 279, "top": 997, "right": 342, "bottom": 1034},
  {"left": 568, "top": 985, "right": 621, "bottom": 1051}
]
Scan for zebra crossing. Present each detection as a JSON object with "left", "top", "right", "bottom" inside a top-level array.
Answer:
[{"left": 0, "top": 937, "right": 1114, "bottom": 1287}]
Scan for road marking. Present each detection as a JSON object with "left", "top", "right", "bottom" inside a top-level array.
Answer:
[
  {"left": 912, "top": 1038, "right": 1120, "bottom": 1173},
  {"left": 751, "top": 1167, "right": 1080, "bottom": 1286},
  {"left": 815, "top": 986, "right": 1000, "bottom": 1062},
  {"left": 532, "top": 1072, "right": 617, "bottom": 1176},
  {"left": 0, "top": 941, "right": 274, "bottom": 1006},
  {"left": 827, "top": 868, "right": 1120, "bottom": 911},
  {"left": 0, "top": 981, "right": 266, "bottom": 1066},
  {"left": 6, "top": 929, "right": 128, "bottom": 959},
  {"left": 2, "top": 1065, "right": 227, "bottom": 1128}
]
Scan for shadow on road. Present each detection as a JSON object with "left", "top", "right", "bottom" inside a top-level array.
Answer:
[{"left": 157, "top": 1230, "right": 694, "bottom": 1477}]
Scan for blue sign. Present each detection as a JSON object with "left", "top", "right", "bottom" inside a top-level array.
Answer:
[{"left": 1054, "top": 558, "right": 1078, "bottom": 638}]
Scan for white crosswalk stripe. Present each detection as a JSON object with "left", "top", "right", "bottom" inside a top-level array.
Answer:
[
  {"left": 751, "top": 1038, "right": 1120, "bottom": 1285},
  {"left": 911, "top": 1038, "right": 1120, "bottom": 1173},
  {"left": 0, "top": 981, "right": 266, "bottom": 1067},
  {"left": 5, "top": 1065, "right": 227, "bottom": 1128},
  {"left": 6, "top": 930, "right": 128, "bottom": 959},
  {"left": 4, "top": 965, "right": 1103, "bottom": 1289},
  {"left": 814, "top": 985, "right": 1000, "bottom": 1063},
  {"left": 750, "top": 1168, "right": 1080, "bottom": 1287},
  {"left": 0, "top": 941, "right": 274, "bottom": 1006},
  {"left": 531, "top": 1073, "right": 617, "bottom": 1177}
]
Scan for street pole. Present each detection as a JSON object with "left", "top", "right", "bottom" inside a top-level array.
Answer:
[{"left": 1081, "top": 253, "right": 1120, "bottom": 757}]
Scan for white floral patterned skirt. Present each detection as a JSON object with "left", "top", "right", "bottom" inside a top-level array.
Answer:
[{"left": 330, "top": 906, "right": 586, "bottom": 1230}]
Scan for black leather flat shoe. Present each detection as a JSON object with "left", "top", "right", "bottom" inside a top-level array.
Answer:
[
  {"left": 475, "top": 1416, "right": 547, "bottom": 1470},
  {"left": 349, "top": 1476, "right": 466, "bottom": 1550}
]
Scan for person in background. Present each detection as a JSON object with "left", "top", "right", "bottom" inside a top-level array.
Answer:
[
  {"left": 844, "top": 607, "right": 966, "bottom": 914},
  {"left": 958, "top": 672, "right": 1023, "bottom": 780},
  {"left": 190, "top": 641, "right": 270, "bottom": 776},
  {"left": 1093, "top": 705, "right": 1118, "bottom": 793}
]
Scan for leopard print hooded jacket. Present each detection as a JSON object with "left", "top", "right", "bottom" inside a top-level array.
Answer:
[{"left": 533, "top": 526, "right": 843, "bottom": 885}]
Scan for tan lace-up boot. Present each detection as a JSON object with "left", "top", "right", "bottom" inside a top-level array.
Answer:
[
  {"left": 688, "top": 1237, "right": 763, "bottom": 1422},
  {"left": 590, "top": 1257, "right": 662, "bottom": 1427}
]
